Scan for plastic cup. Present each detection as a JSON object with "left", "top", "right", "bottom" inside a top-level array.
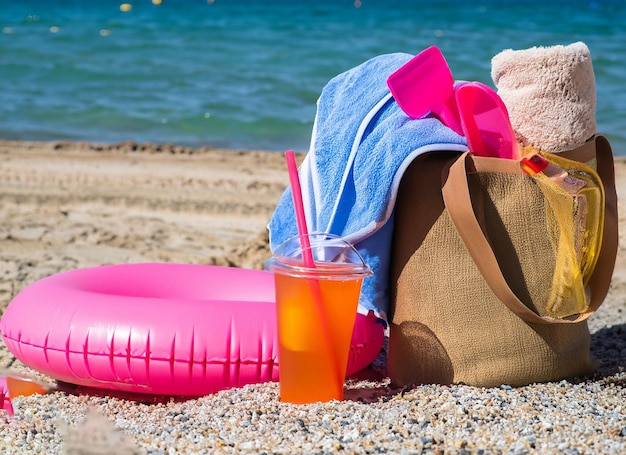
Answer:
[{"left": 265, "top": 233, "right": 372, "bottom": 404}]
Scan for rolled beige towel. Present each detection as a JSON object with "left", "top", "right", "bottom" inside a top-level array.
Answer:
[{"left": 491, "top": 41, "right": 596, "bottom": 153}]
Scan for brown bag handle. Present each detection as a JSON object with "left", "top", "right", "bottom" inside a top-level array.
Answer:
[
  {"left": 442, "top": 135, "right": 618, "bottom": 324},
  {"left": 584, "top": 135, "right": 618, "bottom": 316}
]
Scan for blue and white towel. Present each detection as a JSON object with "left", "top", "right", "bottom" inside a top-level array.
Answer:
[{"left": 268, "top": 53, "right": 468, "bottom": 321}]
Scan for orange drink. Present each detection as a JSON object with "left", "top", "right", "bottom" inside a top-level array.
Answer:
[
  {"left": 266, "top": 234, "right": 371, "bottom": 404},
  {"left": 4, "top": 371, "right": 49, "bottom": 397}
]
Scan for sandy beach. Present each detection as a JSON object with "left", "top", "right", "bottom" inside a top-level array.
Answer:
[{"left": 0, "top": 140, "right": 624, "bottom": 454}]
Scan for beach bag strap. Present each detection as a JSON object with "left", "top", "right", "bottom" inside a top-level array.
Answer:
[
  {"left": 442, "top": 136, "right": 617, "bottom": 325},
  {"left": 585, "top": 135, "right": 619, "bottom": 314}
]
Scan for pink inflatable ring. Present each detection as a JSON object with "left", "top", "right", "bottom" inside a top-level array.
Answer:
[{"left": 0, "top": 263, "right": 384, "bottom": 396}]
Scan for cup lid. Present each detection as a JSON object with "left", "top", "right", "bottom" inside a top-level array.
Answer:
[{"left": 265, "top": 233, "right": 372, "bottom": 279}]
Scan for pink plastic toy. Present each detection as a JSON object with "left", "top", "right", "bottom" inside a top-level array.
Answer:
[
  {"left": 0, "top": 263, "right": 384, "bottom": 396},
  {"left": 455, "top": 81, "right": 520, "bottom": 160},
  {"left": 0, "top": 377, "right": 13, "bottom": 416},
  {"left": 387, "top": 46, "right": 520, "bottom": 160},
  {"left": 386, "top": 46, "right": 464, "bottom": 136}
]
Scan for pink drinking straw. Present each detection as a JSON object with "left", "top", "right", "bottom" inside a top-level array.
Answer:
[{"left": 285, "top": 150, "right": 315, "bottom": 268}]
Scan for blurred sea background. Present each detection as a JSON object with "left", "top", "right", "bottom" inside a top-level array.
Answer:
[{"left": 1, "top": 0, "right": 625, "bottom": 153}]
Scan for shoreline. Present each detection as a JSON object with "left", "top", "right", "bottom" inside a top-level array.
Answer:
[{"left": 0, "top": 139, "right": 624, "bottom": 454}]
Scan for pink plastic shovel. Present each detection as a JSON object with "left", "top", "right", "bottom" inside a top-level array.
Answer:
[
  {"left": 455, "top": 81, "right": 520, "bottom": 160},
  {"left": 386, "top": 46, "right": 464, "bottom": 136}
]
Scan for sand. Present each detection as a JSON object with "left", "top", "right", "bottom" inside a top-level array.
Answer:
[{"left": 0, "top": 140, "right": 624, "bottom": 454}]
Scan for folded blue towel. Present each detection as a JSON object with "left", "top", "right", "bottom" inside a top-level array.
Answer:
[{"left": 268, "top": 53, "right": 468, "bottom": 321}]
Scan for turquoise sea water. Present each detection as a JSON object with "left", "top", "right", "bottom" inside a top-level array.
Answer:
[{"left": 1, "top": 0, "right": 625, "bottom": 153}]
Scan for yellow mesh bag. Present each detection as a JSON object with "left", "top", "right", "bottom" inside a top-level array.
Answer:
[{"left": 531, "top": 152, "right": 605, "bottom": 318}]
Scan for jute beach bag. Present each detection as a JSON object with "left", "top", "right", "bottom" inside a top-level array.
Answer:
[{"left": 388, "top": 135, "right": 618, "bottom": 387}]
